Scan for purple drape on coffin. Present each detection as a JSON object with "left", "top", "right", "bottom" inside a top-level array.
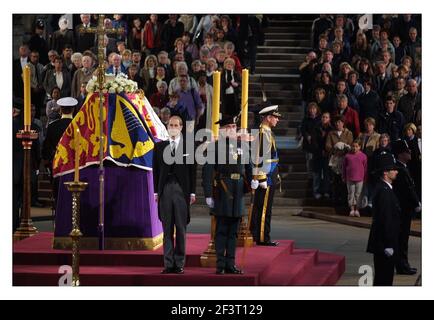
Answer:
[{"left": 54, "top": 165, "right": 162, "bottom": 238}]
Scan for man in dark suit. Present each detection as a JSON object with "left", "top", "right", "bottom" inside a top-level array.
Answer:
[
  {"left": 392, "top": 140, "right": 420, "bottom": 275},
  {"left": 28, "top": 19, "right": 49, "bottom": 65},
  {"left": 75, "top": 14, "right": 96, "bottom": 53},
  {"left": 91, "top": 35, "right": 116, "bottom": 61},
  {"left": 42, "top": 97, "right": 76, "bottom": 204},
  {"left": 106, "top": 54, "right": 127, "bottom": 75},
  {"left": 367, "top": 152, "right": 401, "bottom": 286},
  {"left": 203, "top": 116, "right": 252, "bottom": 275},
  {"left": 13, "top": 44, "right": 30, "bottom": 99},
  {"left": 153, "top": 115, "right": 196, "bottom": 274}
]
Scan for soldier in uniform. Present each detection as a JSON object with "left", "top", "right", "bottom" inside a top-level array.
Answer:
[
  {"left": 42, "top": 97, "right": 76, "bottom": 204},
  {"left": 367, "top": 152, "right": 401, "bottom": 286},
  {"left": 392, "top": 140, "right": 420, "bottom": 275},
  {"left": 250, "top": 104, "right": 281, "bottom": 246},
  {"left": 203, "top": 116, "right": 252, "bottom": 275}
]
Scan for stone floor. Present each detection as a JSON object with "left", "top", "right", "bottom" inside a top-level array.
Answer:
[{"left": 30, "top": 206, "right": 421, "bottom": 286}]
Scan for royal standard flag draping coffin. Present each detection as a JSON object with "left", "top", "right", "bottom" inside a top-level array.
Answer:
[{"left": 53, "top": 92, "right": 168, "bottom": 250}]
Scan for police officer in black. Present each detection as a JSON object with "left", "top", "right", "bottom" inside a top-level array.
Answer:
[
  {"left": 392, "top": 140, "right": 420, "bottom": 275},
  {"left": 203, "top": 116, "right": 252, "bottom": 275},
  {"left": 250, "top": 104, "right": 281, "bottom": 246},
  {"left": 367, "top": 152, "right": 401, "bottom": 286}
]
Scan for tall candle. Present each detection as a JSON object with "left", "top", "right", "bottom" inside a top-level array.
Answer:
[
  {"left": 211, "top": 71, "right": 221, "bottom": 139},
  {"left": 241, "top": 69, "right": 249, "bottom": 129},
  {"left": 74, "top": 128, "right": 80, "bottom": 182},
  {"left": 23, "top": 65, "right": 31, "bottom": 129}
]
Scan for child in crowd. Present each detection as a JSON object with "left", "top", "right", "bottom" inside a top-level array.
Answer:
[{"left": 342, "top": 140, "right": 367, "bottom": 217}]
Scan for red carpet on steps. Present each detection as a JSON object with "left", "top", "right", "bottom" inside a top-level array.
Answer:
[{"left": 13, "top": 233, "right": 345, "bottom": 286}]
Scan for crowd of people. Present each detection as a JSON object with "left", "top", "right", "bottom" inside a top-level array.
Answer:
[
  {"left": 299, "top": 14, "right": 421, "bottom": 217},
  {"left": 13, "top": 14, "right": 266, "bottom": 130},
  {"left": 12, "top": 13, "right": 266, "bottom": 229}
]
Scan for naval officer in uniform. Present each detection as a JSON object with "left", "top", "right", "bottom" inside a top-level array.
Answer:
[
  {"left": 250, "top": 104, "right": 281, "bottom": 246},
  {"left": 42, "top": 97, "right": 77, "bottom": 205}
]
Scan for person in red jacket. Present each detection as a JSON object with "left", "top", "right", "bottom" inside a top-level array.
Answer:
[
  {"left": 335, "top": 94, "right": 360, "bottom": 137},
  {"left": 143, "top": 14, "right": 162, "bottom": 55}
]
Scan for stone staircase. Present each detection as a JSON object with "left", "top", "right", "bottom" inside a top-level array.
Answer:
[
  {"left": 246, "top": 15, "right": 318, "bottom": 208},
  {"left": 37, "top": 15, "right": 331, "bottom": 215}
]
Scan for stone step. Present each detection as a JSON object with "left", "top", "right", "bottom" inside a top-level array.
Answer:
[
  {"left": 249, "top": 82, "right": 301, "bottom": 91},
  {"left": 266, "top": 14, "right": 317, "bottom": 20},
  {"left": 249, "top": 96, "right": 301, "bottom": 105},
  {"left": 277, "top": 120, "right": 302, "bottom": 128},
  {"left": 273, "top": 128, "right": 298, "bottom": 135},
  {"left": 250, "top": 73, "right": 300, "bottom": 84},
  {"left": 246, "top": 103, "right": 303, "bottom": 113},
  {"left": 254, "top": 66, "right": 299, "bottom": 75},
  {"left": 264, "top": 33, "right": 310, "bottom": 40},
  {"left": 277, "top": 111, "right": 304, "bottom": 120},
  {"left": 249, "top": 89, "right": 301, "bottom": 98},
  {"left": 265, "top": 26, "right": 311, "bottom": 33},
  {"left": 267, "top": 19, "right": 314, "bottom": 27},
  {"left": 255, "top": 59, "right": 301, "bottom": 67},
  {"left": 257, "top": 46, "right": 311, "bottom": 54},
  {"left": 256, "top": 52, "right": 305, "bottom": 60},
  {"left": 264, "top": 39, "right": 311, "bottom": 47},
  {"left": 249, "top": 105, "right": 304, "bottom": 114}
]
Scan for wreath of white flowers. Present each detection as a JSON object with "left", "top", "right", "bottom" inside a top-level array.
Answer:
[{"left": 86, "top": 73, "right": 138, "bottom": 94}]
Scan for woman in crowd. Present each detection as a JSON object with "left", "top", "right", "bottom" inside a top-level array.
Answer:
[
  {"left": 358, "top": 117, "right": 381, "bottom": 208},
  {"left": 403, "top": 123, "right": 422, "bottom": 198},
  {"left": 220, "top": 15, "right": 238, "bottom": 45},
  {"left": 300, "top": 102, "right": 322, "bottom": 199},
  {"left": 45, "top": 86, "right": 61, "bottom": 126},
  {"left": 140, "top": 55, "right": 158, "bottom": 95},
  {"left": 129, "top": 17, "right": 144, "bottom": 52},
  {"left": 70, "top": 52, "right": 83, "bottom": 79},
  {"left": 182, "top": 32, "right": 199, "bottom": 61},
  {"left": 357, "top": 58, "right": 374, "bottom": 84},
  {"left": 351, "top": 30, "right": 371, "bottom": 60},
  {"left": 168, "top": 61, "right": 198, "bottom": 95},
  {"left": 325, "top": 115, "right": 354, "bottom": 206},
  {"left": 197, "top": 71, "right": 213, "bottom": 131},
  {"left": 170, "top": 37, "right": 193, "bottom": 68},
  {"left": 201, "top": 32, "right": 221, "bottom": 59},
  {"left": 150, "top": 80, "right": 169, "bottom": 110},
  {"left": 221, "top": 58, "right": 240, "bottom": 117},
  {"left": 142, "top": 14, "right": 162, "bottom": 55}
]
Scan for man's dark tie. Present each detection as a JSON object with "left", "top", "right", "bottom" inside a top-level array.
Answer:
[{"left": 171, "top": 141, "right": 176, "bottom": 157}]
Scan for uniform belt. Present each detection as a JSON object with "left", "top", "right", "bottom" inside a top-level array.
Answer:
[
  {"left": 218, "top": 173, "right": 241, "bottom": 180},
  {"left": 265, "top": 158, "right": 279, "bottom": 163}
]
